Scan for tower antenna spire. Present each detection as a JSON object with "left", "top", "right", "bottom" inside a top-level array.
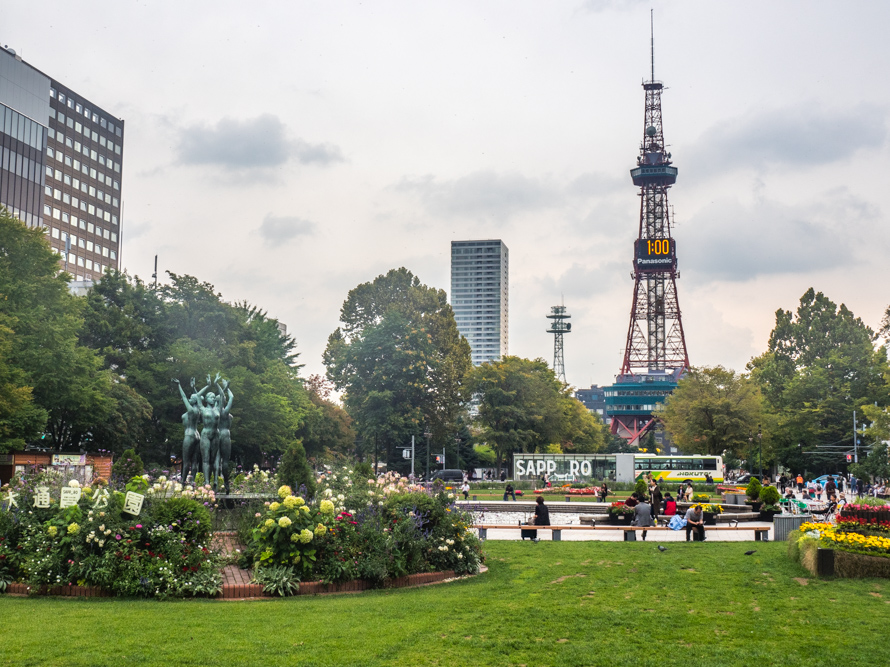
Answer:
[{"left": 650, "top": 9, "right": 655, "bottom": 83}]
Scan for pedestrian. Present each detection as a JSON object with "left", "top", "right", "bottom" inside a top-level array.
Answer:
[
  {"left": 503, "top": 483, "right": 516, "bottom": 501},
  {"left": 461, "top": 481, "right": 470, "bottom": 500},
  {"left": 851, "top": 476, "right": 858, "bottom": 496},
  {"left": 633, "top": 495, "right": 654, "bottom": 540},
  {"left": 500, "top": 470, "right": 507, "bottom": 483},
  {"left": 531, "top": 495, "right": 550, "bottom": 543},
  {"left": 651, "top": 483, "right": 663, "bottom": 519},
  {"left": 778, "top": 474, "right": 787, "bottom": 494},
  {"left": 825, "top": 477, "right": 837, "bottom": 501},
  {"left": 685, "top": 504, "right": 706, "bottom": 542},
  {"left": 599, "top": 482, "right": 609, "bottom": 503},
  {"left": 796, "top": 474, "right": 804, "bottom": 494}
]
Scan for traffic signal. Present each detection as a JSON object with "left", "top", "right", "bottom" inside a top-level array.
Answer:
[
  {"left": 846, "top": 454, "right": 852, "bottom": 463},
  {"left": 435, "top": 455, "right": 442, "bottom": 463}
]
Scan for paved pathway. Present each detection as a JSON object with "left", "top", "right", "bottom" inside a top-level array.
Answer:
[{"left": 475, "top": 522, "right": 778, "bottom": 542}]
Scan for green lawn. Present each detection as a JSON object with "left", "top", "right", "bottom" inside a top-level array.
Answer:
[{"left": 1, "top": 541, "right": 887, "bottom": 666}]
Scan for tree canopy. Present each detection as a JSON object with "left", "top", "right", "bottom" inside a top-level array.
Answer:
[
  {"left": 467, "top": 356, "right": 608, "bottom": 470},
  {"left": 748, "top": 288, "right": 890, "bottom": 475},
  {"left": 324, "top": 268, "right": 471, "bottom": 473},
  {"left": 656, "top": 366, "right": 763, "bottom": 458}
]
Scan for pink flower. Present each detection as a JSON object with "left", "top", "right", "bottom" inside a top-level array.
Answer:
[{"left": 135, "top": 524, "right": 142, "bottom": 529}]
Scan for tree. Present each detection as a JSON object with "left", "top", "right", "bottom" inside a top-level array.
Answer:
[
  {"left": 559, "top": 395, "right": 610, "bottom": 454},
  {"left": 655, "top": 366, "right": 763, "bottom": 459},
  {"left": 850, "top": 403, "right": 890, "bottom": 482},
  {"left": 298, "top": 375, "right": 355, "bottom": 462},
  {"left": 278, "top": 441, "right": 316, "bottom": 497},
  {"left": 0, "top": 325, "right": 46, "bottom": 451},
  {"left": 81, "top": 270, "right": 311, "bottom": 465},
  {"left": 0, "top": 208, "right": 113, "bottom": 450},
  {"left": 324, "top": 268, "right": 471, "bottom": 471},
  {"left": 749, "top": 288, "right": 890, "bottom": 475},
  {"left": 467, "top": 357, "right": 567, "bottom": 471}
]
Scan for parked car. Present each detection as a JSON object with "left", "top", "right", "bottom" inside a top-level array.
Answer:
[{"left": 429, "top": 469, "right": 464, "bottom": 484}]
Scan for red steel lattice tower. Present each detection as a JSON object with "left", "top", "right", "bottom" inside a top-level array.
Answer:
[{"left": 610, "top": 19, "right": 689, "bottom": 444}]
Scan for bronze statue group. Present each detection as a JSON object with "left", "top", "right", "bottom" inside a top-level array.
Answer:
[{"left": 174, "top": 373, "right": 234, "bottom": 493}]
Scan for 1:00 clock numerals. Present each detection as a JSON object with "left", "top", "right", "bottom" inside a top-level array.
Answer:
[{"left": 646, "top": 239, "right": 671, "bottom": 255}]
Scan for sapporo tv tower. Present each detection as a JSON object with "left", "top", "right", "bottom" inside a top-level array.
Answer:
[{"left": 605, "top": 15, "right": 690, "bottom": 449}]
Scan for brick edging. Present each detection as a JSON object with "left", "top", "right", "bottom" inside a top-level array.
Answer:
[{"left": 3, "top": 569, "right": 464, "bottom": 600}]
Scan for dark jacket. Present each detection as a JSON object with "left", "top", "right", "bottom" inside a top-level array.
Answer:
[{"left": 534, "top": 503, "right": 551, "bottom": 526}]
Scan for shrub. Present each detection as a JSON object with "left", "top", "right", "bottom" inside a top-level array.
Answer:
[
  {"left": 746, "top": 477, "right": 762, "bottom": 500},
  {"left": 152, "top": 497, "right": 212, "bottom": 543},
  {"left": 759, "top": 485, "right": 781, "bottom": 506},
  {"left": 112, "top": 449, "right": 144, "bottom": 481},
  {"left": 278, "top": 441, "right": 316, "bottom": 498},
  {"left": 633, "top": 478, "right": 649, "bottom": 500}
]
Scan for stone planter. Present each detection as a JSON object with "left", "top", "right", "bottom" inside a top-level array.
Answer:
[
  {"left": 758, "top": 509, "right": 780, "bottom": 523},
  {"left": 702, "top": 512, "right": 718, "bottom": 526},
  {"left": 747, "top": 500, "right": 763, "bottom": 512},
  {"left": 608, "top": 512, "right": 633, "bottom": 526}
]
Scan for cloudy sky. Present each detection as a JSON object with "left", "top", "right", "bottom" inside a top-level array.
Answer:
[{"left": 6, "top": 1, "right": 889, "bottom": 390}]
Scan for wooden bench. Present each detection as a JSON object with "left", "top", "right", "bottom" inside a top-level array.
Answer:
[{"left": 472, "top": 524, "right": 770, "bottom": 542}]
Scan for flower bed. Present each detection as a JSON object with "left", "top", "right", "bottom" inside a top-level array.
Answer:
[
  {"left": 788, "top": 520, "right": 890, "bottom": 579},
  {"left": 0, "top": 473, "right": 222, "bottom": 598},
  {"left": 239, "top": 469, "right": 484, "bottom": 596},
  {"left": 534, "top": 487, "right": 600, "bottom": 496}
]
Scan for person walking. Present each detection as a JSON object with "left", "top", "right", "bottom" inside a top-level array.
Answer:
[
  {"left": 650, "top": 483, "right": 663, "bottom": 519},
  {"left": 796, "top": 474, "right": 804, "bottom": 494},
  {"left": 685, "top": 505, "right": 706, "bottom": 542},
  {"left": 460, "top": 481, "right": 470, "bottom": 500},
  {"left": 599, "top": 482, "right": 609, "bottom": 503}
]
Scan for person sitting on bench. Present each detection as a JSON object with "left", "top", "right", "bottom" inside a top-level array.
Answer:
[{"left": 685, "top": 505, "right": 706, "bottom": 542}]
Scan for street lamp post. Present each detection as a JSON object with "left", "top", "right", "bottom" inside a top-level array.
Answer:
[{"left": 424, "top": 429, "right": 431, "bottom": 480}]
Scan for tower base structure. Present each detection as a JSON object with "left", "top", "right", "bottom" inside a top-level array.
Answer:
[{"left": 604, "top": 369, "right": 680, "bottom": 448}]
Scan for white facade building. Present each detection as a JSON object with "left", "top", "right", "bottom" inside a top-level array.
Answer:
[{"left": 450, "top": 240, "right": 509, "bottom": 366}]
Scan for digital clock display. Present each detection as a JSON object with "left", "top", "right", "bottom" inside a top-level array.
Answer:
[{"left": 634, "top": 237, "right": 676, "bottom": 272}]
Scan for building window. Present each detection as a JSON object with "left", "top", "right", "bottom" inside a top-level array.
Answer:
[
  {"left": 51, "top": 228, "right": 60, "bottom": 239},
  {"left": 110, "top": 251, "right": 116, "bottom": 260}
]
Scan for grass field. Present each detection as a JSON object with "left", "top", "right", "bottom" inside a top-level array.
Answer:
[{"left": 1, "top": 541, "right": 887, "bottom": 667}]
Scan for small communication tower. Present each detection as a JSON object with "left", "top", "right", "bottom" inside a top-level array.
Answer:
[{"left": 546, "top": 305, "right": 571, "bottom": 384}]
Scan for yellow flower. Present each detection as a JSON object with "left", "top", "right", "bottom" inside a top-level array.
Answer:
[
  {"left": 269, "top": 502, "right": 281, "bottom": 511},
  {"left": 299, "top": 529, "right": 313, "bottom": 543},
  {"left": 47, "top": 526, "right": 58, "bottom": 537},
  {"left": 283, "top": 495, "right": 298, "bottom": 509},
  {"left": 299, "top": 505, "right": 310, "bottom": 514},
  {"left": 278, "top": 485, "right": 293, "bottom": 499},
  {"left": 264, "top": 519, "right": 276, "bottom": 529},
  {"left": 67, "top": 523, "right": 80, "bottom": 535},
  {"left": 314, "top": 523, "right": 327, "bottom": 537},
  {"left": 319, "top": 499, "right": 335, "bottom": 515},
  {"left": 278, "top": 516, "right": 292, "bottom": 528}
]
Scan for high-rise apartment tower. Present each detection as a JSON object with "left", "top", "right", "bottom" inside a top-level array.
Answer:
[
  {"left": 450, "top": 240, "right": 509, "bottom": 366},
  {"left": 0, "top": 45, "right": 124, "bottom": 281}
]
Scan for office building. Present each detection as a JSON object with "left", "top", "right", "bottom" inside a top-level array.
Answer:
[
  {"left": 575, "top": 385, "right": 607, "bottom": 420},
  {"left": 1, "top": 45, "right": 124, "bottom": 281},
  {"left": 450, "top": 239, "right": 508, "bottom": 366}
]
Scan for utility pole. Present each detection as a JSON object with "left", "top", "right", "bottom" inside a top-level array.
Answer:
[
  {"left": 410, "top": 435, "right": 415, "bottom": 478},
  {"left": 151, "top": 254, "right": 158, "bottom": 288}
]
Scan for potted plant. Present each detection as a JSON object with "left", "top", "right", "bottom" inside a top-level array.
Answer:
[
  {"left": 608, "top": 501, "right": 635, "bottom": 525},
  {"left": 758, "top": 485, "right": 782, "bottom": 521},
  {"left": 746, "top": 477, "right": 763, "bottom": 511},
  {"left": 700, "top": 503, "right": 723, "bottom": 526},
  {"left": 692, "top": 493, "right": 710, "bottom": 504}
]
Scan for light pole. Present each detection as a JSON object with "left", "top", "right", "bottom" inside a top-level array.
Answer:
[
  {"left": 757, "top": 427, "right": 763, "bottom": 481},
  {"left": 424, "top": 429, "right": 431, "bottom": 480}
]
